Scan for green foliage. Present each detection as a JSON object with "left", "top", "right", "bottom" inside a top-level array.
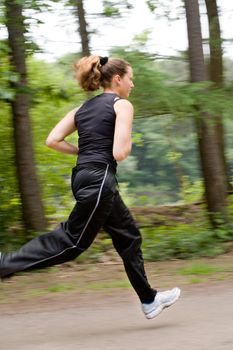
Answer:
[
  {"left": 102, "top": 1, "right": 120, "bottom": 17},
  {"left": 102, "top": 0, "right": 133, "bottom": 17},
  {"left": 0, "top": 101, "right": 21, "bottom": 240},
  {"left": 146, "top": 0, "right": 157, "bottom": 12},
  {"left": 180, "top": 177, "right": 203, "bottom": 203},
  {"left": 133, "top": 29, "right": 152, "bottom": 49},
  {"left": 141, "top": 223, "right": 230, "bottom": 261},
  {"left": 118, "top": 114, "right": 200, "bottom": 201},
  {"left": 0, "top": 41, "right": 14, "bottom": 102}
]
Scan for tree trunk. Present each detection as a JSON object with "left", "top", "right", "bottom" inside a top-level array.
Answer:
[
  {"left": 205, "top": 0, "right": 223, "bottom": 86},
  {"left": 205, "top": 0, "right": 232, "bottom": 192},
  {"left": 5, "top": 0, "right": 47, "bottom": 231},
  {"left": 75, "top": 0, "right": 90, "bottom": 56},
  {"left": 184, "top": 0, "right": 227, "bottom": 226}
]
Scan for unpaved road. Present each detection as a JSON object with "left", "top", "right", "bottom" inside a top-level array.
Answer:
[{"left": 1, "top": 281, "right": 233, "bottom": 350}]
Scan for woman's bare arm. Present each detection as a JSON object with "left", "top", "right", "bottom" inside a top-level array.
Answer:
[
  {"left": 46, "top": 107, "right": 79, "bottom": 155},
  {"left": 113, "top": 99, "right": 134, "bottom": 161}
]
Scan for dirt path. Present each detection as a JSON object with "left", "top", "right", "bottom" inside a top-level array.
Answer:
[
  {"left": 1, "top": 281, "right": 233, "bottom": 350},
  {"left": 0, "top": 252, "right": 233, "bottom": 350}
]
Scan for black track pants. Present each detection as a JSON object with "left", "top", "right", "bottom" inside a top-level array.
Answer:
[{"left": 0, "top": 163, "right": 155, "bottom": 303}]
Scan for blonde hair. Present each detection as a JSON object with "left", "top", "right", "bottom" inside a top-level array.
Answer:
[{"left": 74, "top": 55, "right": 131, "bottom": 91}]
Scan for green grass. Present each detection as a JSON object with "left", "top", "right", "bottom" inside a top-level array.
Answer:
[
  {"left": 176, "top": 263, "right": 227, "bottom": 276},
  {"left": 188, "top": 276, "right": 203, "bottom": 284},
  {"left": 47, "top": 283, "right": 76, "bottom": 293}
]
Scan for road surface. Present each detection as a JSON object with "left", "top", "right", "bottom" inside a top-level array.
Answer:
[{"left": 1, "top": 281, "right": 233, "bottom": 350}]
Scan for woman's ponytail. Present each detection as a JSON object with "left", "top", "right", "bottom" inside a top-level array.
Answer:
[{"left": 74, "top": 55, "right": 102, "bottom": 91}]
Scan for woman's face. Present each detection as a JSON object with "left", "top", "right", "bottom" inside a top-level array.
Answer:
[{"left": 117, "top": 66, "right": 134, "bottom": 99}]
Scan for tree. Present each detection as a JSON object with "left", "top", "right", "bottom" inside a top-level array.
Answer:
[
  {"left": 184, "top": 0, "right": 227, "bottom": 226},
  {"left": 4, "top": 0, "right": 47, "bottom": 232},
  {"left": 73, "top": 0, "right": 90, "bottom": 56},
  {"left": 205, "top": 0, "right": 232, "bottom": 191}
]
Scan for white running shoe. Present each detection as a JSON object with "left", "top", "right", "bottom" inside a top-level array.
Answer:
[{"left": 142, "top": 287, "right": 181, "bottom": 319}]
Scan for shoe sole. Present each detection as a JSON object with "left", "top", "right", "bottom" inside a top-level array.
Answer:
[{"left": 145, "top": 288, "right": 181, "bottom": 319}]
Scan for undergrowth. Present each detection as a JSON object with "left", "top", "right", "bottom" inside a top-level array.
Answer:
[{"left": 1, "top": 204, "right": 233, "bottom": 263}]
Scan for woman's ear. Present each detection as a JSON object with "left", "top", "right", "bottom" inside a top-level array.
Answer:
[{"left": 112, "top": 74, "right": 121, "bottom": 85}]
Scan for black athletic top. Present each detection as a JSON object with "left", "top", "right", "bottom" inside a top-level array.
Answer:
[{"left": 74, "top": 92, "right": 120, "bottom": 171}]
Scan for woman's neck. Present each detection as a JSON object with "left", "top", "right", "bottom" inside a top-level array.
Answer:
[{"left": 103, "top": 88, "right": 119, "bottom": 95}]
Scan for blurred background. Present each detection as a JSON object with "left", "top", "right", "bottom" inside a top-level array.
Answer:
[{"left": 0, "top": 0, "right": 233, "bottom": 262}]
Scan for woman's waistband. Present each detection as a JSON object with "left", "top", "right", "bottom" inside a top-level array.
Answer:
[{"left": 76, "top": 161, "right": 117, "bottom": 174}]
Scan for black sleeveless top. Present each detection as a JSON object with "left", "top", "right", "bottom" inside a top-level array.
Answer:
[{"left": 74, "top": 92, "right": 120, "bottom": 171}]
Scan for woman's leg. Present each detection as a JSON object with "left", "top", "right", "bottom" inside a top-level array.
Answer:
[
  {"left": 103, "top": 191, "right": 155, "bottom": 304},
  {"left": 0, "top": 164, "right": 115, "bottom": 279}
]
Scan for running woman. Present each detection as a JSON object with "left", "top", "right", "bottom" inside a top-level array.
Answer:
[{"left": 0, "top": 55, "right": 180, "bottom": 319}]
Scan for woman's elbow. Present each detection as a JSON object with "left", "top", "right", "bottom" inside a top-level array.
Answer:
[
  {"left": 113, "top": 145, "right": 131, "bottom": 161},
  {"left": 45, "top": 136, "right": 56, "bottom": 148},
  {"left": 113, "top": 152, "right": 126, "bottom": 161}
]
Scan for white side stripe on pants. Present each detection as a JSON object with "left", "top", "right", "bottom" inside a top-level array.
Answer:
[
  {"left": 8, "top": 164, "right": 109, "bottom": 271},
  {"left": 75, "top": 164, "right": 109, "bottom": 246}
]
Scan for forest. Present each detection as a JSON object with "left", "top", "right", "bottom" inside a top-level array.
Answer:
[{"left": 0, "top": 0, "right": 233, "bottom": 261}]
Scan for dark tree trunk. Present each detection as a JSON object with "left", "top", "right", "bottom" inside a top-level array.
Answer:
[
  {"left": 75, "top": 0, "right": 90, "bottom": 56},
  {"left": 5, "top": 0, "right": 47, "bottom": 231},
  {"left": 205, "top": 0, "right": 223, "bottom": 85},
  {"left": 184, "top": 0, "right": 227, "bottom": 226},
  {"left": 205, "top": 0, "right": 232, "bottom": 192}
]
